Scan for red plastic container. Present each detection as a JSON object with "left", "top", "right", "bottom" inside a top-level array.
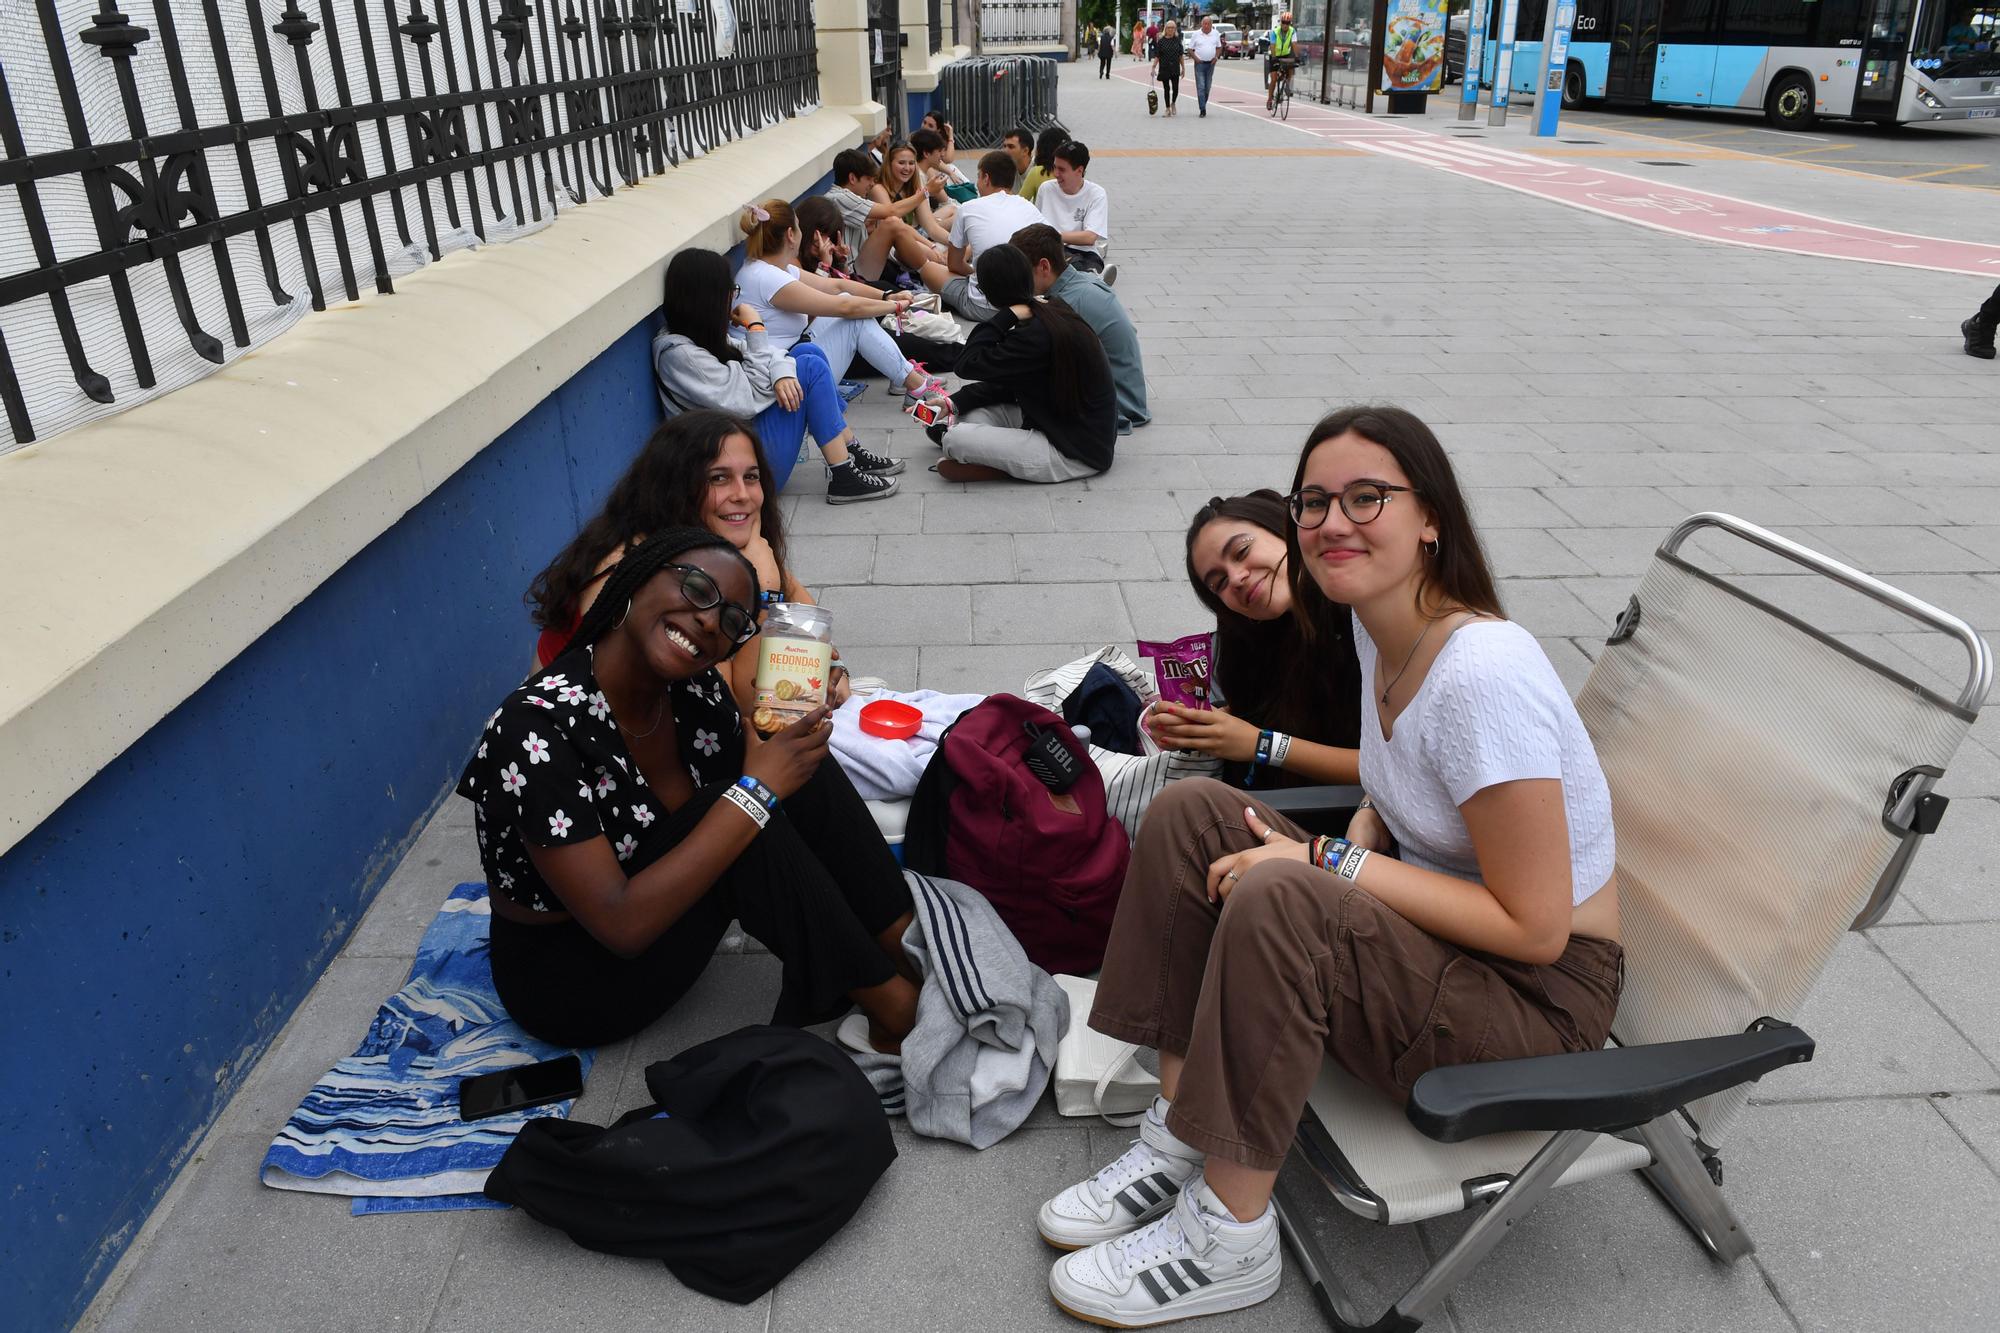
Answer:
[{"left": 859, "top": 699, "right": 923, "bottom": 740}]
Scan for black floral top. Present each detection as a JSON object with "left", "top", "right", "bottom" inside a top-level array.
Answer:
[{"left": 456, "top": 644, "right": 745, "bottom": 912}]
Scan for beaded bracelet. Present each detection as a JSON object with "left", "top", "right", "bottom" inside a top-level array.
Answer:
[
  {"left": 721, "top": 784, "right": 771, "bottom": 831},
  {"left": 736, "top": 774, "right": 781, "bottom": 813}
]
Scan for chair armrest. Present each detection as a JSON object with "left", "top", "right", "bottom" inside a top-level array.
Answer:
[
  {"left": 1245, "top": 784, "right": 1366, "bottom": 817},
  {"left": 1406, "top": 1023, "right": 1815, "bottom": 1143}
]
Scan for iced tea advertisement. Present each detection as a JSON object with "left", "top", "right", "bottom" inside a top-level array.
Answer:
[{"left": 1378, "top": 0, "right": 1449, "bottom": 93}]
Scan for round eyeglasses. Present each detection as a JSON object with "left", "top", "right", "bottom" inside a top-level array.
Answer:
[
  {"left": 661, "top": 563, "right": 760, "bottom": 646},
  {"left": 1285, "top": 481, "right": 1416, "bottom": 530}
]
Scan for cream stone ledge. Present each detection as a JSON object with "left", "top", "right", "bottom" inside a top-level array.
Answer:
[
  {"left": 902, "top": 41, "right": 973, "bottom": 93},
  {"left": 0, "top": 108, "right": 864, "bottom": 857}
]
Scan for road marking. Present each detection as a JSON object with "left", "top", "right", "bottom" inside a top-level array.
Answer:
[{"left": 1900, "top": 163, "right": 1991, "bottom": 181}]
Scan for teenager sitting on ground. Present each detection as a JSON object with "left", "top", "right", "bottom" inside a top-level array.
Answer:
[
  {"left": 919, "top": 112, "right": 970, "bottom": 187},
  {"left": 1169, "top": 489, "right": 1361, "bottom": 792},
  {"left": 937, "top": 151, "right": 1043, "bottom": 324},
  {"left": 869, "top": 138, "right": 952, "bottom": 247},
  {"left": 653, "top": 248, "right": 900, "bottom": 505},
  {"left": 795, "top": 195, "right": 858, "bottom": 283},
  {"left": 930, "top": 244, "right": 1116, "bottom": 485},
  {"left": 1031, "top": 140, "right": 1111, "bottom": 275},
  {"left": 1010, "top": 224, "right": 1147, "bottom": 433},
  {"left": 822, "top": 149, "right": 951, "bottom": 289},
  {"left": 1020, "top": 126, "right": 1066, "bottom": 203},
  {"left": 1038, "top": 405, "right": 1620, "bottom": 1327},
  {"left": 736, "top": 199, "right": 952, "bottom": 414},
  {"left": 528, "top": 410, "right": 852, "bottom": 711},
  {"left": 906, "top": 129, "right": 961, "bottom": 229},
  {"left": 1001, "top": 126, "right": 1036, "bottom": 196},
  {"left": 466, "top": 527, "right": 920, "bottom": 1052}
]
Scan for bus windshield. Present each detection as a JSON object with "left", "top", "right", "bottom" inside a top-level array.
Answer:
[{"left": 1912, "top": 0, "right": 2000, "bottom": 76}]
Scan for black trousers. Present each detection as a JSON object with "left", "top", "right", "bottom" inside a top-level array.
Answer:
[
  {"left": 1099, "top": 51, "right": 1113, "bottom": 78},
  {"left": 1979, "top": 283, "right": 2000, "bottom": 326},
  {"left": 1067, "top": 249, "right": 1106, "bottom": 274},
  {"left": 1160, "top": 71, "right": 1181, "bottom": 106},
  {"left": 490, "top": 757, "right": 913, "bottom": 1047}
]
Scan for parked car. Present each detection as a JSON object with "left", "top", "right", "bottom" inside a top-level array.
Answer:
[{"left": 1215, "top": 23, "right": 1250, "bottom": 58}]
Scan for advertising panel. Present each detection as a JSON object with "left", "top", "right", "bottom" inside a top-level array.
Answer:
[{"left": 1378, "top": 0, "right": 1449, "bottom": 93}]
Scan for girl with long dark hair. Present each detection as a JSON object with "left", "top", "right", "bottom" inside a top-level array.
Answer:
[
  {"left": 528, "top": 410, "right": 851, "bottom": 711},
  {"left": 1038, "top": 406, "right": 1621, "bottom": 1327},
  {"left": 933, "top": 244, "right": 1116, "bottom": 485},
  {"left": 1151, "top": 490, "right": 1361, "bottom": 788},
  {"left": 871, "top": 139, "right": 952, "bottom": 244},
  {"left": 464, "top": 527, "right": 919, "bottom": 1050},
  {"left": 654, "top": 247, "right": 900, "bottom": 504}
]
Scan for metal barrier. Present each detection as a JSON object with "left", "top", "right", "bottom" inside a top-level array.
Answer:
[{"left": 934, "top": 55, "right": 1062, "bottom": 148}]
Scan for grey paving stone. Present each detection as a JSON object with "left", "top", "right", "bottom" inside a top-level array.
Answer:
[
  {"left": 1542, "top": 486, "right": 1686, "bottom": 529},
  {"left": 1423, "top": 1171, "right": 1794, "bottom": 1333},
  {"left": 972, "top": 584, "right": 1134, "bottom": 645},
  {"left": 1872, "top": 923, "right": 2000, "bottom": 1068},
  {"left": 1482, "top": 528, "right": 1593, "bottom": 579},
  {"left": 919, "top": 643, "right": 1116, "bottom": 695},
  {"left": 844, "top": 644, "right": 918, "bottom": 691},
  {"left": 1193, "top": 453, "right": 1300, "bottom": 494},
  {"left": 429, "top": 1208, "right": 771, "bottom": 1333},
  {"left": 1465, "top": 488, "right": 1578, "bottom": 531},
  {"left": 786, "top": 495, "right": 926, "bottom": 534},
  {"left": 1120, "top": 580, "right": 1211, "bottom": 642},
  {"left": 816, "top": 584, "right": 971, "bottom": 648},
  {"left": 1451, "top": 453, "right": 1564, "bottom": 489},
  {"left": 921, "top": 490, "right": 1056, "bottom": 535},
  {"left": 345, "top": 810, "right": 484, "bottom": 960},
  {"left": 1781, "top": 485, "right": 1939, "bottom": 527},
  {"left": 89, "top": 1130, "right": 466, "bottom": 1333},
  {"left": 1794, "top": 525, "right": 1992, "bottom": 575},
  {"left": 1538, "top": 637, "right": 1596, "bottom": 696},
  {"left": 1768, "top": 933, "right": 1997, "bottom": 1100},
  {"left": 1500, "top": 580, "right": 1614, "bottom": 638},
  {"left": 1935, "top": 526, "right": 2000, "bottom": 568},
  {"left": 872, "top": 533, "right": 1016, "bottom": 585},
  {"left": 1548, "top": 527, "right": 1660, "bottom": 579},
  {"left": 613, "top": 954, "right": 790, "bottom": 1104},
  {"left": 1934, "top": 1092, "right": 2000, "bottom": 1183},
  {"left": 1090, "top": 454, "right": 1229, "bottom": 491},
  {"left": 1015, "top": 533, "right": 1166, "bottom": 584},
  {"left": 788, "top": 533, "right": 879, "bottom": 585},
  {"left": 1727, "top": 1098, "right": 2000, "bottom": 1333},
  {"left": 1049, "top": 489, "right": 1197, "bottom": 533}
]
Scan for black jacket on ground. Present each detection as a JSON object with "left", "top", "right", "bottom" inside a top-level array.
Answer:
[
  {"left": 951, "top": 304, "right": 1118, "bottom": 473},
  {"left": 483, "top": 1025, "right": 896, "bottom": 1303}
]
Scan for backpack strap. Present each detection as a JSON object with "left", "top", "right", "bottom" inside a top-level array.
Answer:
[{"left": 901, "top": 718, "right": 961, "bottom": 876}]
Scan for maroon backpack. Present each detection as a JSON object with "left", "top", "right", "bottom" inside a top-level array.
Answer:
[{"left": 903, "top": 694, "right": 1131, "bottom": 976}]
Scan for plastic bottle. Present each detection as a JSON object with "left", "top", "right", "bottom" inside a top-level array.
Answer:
[{"left": 751, "top": 602, "right": 834, "bottom": 734}]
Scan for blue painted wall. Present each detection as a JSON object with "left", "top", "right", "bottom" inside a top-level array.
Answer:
[{"left": 0, "top": 320, "right": 659, "bottom": 1331}]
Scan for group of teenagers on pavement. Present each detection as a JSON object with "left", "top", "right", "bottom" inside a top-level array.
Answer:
[
  {"left": 651, "top": 119, "right": 1146, "bottom": 499},
  {"left": 462, "top": 156, "right": 1625, "bottom": 1314}
]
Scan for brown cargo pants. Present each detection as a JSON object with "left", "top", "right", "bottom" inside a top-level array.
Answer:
[{"left": 1090, "top": 779, "right": 1624, "bottom": 1170}]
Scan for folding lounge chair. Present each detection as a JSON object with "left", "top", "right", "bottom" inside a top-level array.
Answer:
[{"left": 1274, "top": 512, "right": 1993, "bottom": 1332}]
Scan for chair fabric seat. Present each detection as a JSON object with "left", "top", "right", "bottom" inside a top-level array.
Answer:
[{"left": 1304, "top": 1059, "right": 1651, "bottom": 1226}]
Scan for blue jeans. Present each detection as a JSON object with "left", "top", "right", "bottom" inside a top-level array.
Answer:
[
  {"left": 1194, "top": 59, "right": 1215, "bottom": 111},
  {"left": 753, "top": 342, "right": 847, "bottom": 493}
]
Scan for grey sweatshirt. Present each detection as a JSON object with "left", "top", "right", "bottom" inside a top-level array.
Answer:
[
  {"left": 651, "top": 327, "right": 796, "bottom": 419},
  {"left": 847, "top": 870, "right": 1070, "bottom": 1148}
]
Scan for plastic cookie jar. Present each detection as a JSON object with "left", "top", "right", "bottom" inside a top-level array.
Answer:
[{"left": 751, "top": 602, "right": 834, "bottom": 734}]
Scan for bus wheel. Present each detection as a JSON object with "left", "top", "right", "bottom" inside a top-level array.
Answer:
[
  {"left": 1562, "top": 62, "right": 1587, "bottom": 109},
  {"left": 1765, "top": 74, "right": 1818, "bottom": 130}
]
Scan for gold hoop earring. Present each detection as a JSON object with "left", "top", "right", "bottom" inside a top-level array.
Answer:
[{"left": 1423, "top": 537, "right": 1440, "bottom": 558}]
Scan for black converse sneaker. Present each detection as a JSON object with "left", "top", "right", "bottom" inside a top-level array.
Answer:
[
  {"left": 848, "top": 443, "right": 907, "bottom": 476},
  {"left": 1049, "top": 1175, "right": 1283, "bottom": 1327},
  {"left": 825, "top": 462, "right": 899, "bottom": 504},
  {"left": 1039, "top": 1096, "right": 1203, "bottom": 1249}
]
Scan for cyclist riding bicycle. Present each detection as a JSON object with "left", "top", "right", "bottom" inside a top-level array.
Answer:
[{"left": 1265, "top": 12, "right": 1300, "bottom": 111}]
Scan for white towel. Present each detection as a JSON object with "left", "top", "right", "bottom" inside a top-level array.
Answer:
[{"left": 829, "top": 689, "right": 987, "bottom": 801}]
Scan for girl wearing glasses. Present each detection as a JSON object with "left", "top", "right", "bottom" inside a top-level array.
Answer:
[
  {"left": 463, "top": 527, "right": 919, "bottom": 1052},
  {"left": 1160, "top": 490, "right": 1363, "bottom": 795},
  {"left": 1039, "top": 406, "right": 1620, "bottom": 1328}
]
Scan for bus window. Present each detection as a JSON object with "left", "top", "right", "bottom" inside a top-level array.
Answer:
[
  {"left": 1912, "top": 0, "right": 2000, "bottom": 74},
  {"left": 1719, "top": 0, "right": 1815, "bottom": 41},
  {"left": 1661, "top": 0, "right": 1724, "bottom": 38},
  {"left": 1812, "top": 0, "right": 1870, "bottom": 43},
  {"left": 1517, "top": 0, "right": 1552, "bottom": 41}
]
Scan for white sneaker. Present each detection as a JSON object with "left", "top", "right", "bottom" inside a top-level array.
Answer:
[
  {"left": 1039, "top": 1098, "right": 1202, "bottom": 1250},
  {"left": 1049, "top": 1176, "right": 1282, "bottom": 1328}
]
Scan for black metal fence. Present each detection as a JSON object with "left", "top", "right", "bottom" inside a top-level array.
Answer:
[
  {"left": 865, "top": 0, "right": 904, "bottom": 136},
  {"left": 0, "top": 0, "right": 820, "bottom": 449}
]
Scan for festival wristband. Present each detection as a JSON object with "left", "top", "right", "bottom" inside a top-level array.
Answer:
[
  {"left": 735, "top": 775, "right": 781, "bottom": 812},
  {"left": 1253, "top": 729, "right": 1274, "bottom": 768},
  {"left": 1335, "top": 845, "right": 1371, "bottom": 882},
  {"left": 721, "top": 784, "right": 772, "bottom": 830},
  {"left": 1268, "top": 732, "right": 1292, "bottom": 768},
  {"left": 1316, "top": 837, "right": 1352, "bottom": 874}
]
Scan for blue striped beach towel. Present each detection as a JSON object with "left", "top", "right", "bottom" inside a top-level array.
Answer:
[{"left": 261, "top": 882, "right": 592, "bottom": 1214}]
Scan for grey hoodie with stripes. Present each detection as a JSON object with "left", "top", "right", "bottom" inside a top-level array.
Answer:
[{"left": 847, "top": 870, "right": 1070, "bottom": 1148}]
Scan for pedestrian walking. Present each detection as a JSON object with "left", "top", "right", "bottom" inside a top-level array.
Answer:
[
  {"left": 1132, "top": 19, "right": 1145, "bottom": 60},
  {"left": 1187, "top": 14, "right": 1223, "bottom": 116},
  {"left": 1097, "top": 24, "right": 1115, "bottom": 78},
  {"left": 1152, "top": 21, "right": 1188, "bottom": 117},
  {"left": 1145, "top": 19, "right": 1158, "bottom": 59},
  {"left": 1965, "top": 283, "right": 2000, "bottom": 360}
]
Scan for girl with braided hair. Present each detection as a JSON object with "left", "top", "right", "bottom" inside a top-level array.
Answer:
[{"left": 461, "top": 527, "right": 919, "bottom": 1049}]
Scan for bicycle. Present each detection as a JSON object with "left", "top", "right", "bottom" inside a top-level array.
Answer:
[{"left": 1269, "top": 57, "right": 1297, "bottom": 119}]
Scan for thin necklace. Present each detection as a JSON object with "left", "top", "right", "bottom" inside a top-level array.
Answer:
[
  {"left": 1381, "top": 613, "right": 1462, "bottom": 706},
  {"left": 615, "top": 690, "right": 667, "bottom": 740}
]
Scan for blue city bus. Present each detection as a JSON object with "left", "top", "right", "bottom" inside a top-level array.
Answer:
[{"left": 1480, "top": 0, "right": 2000, "bottom": 128}]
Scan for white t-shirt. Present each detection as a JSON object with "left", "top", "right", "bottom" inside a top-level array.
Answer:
[
  {"left": 947, "top": 191, "right": 1044, "bottom": 305},
  {"left": 734, "top": 258, "right": 809, "bottom": 347},
  {"left": 1035, "top": 177, "right": 1110, "bottom": 258},
  {"left": 1355, "top": 616, "right": 1616, "bottom": 907},
  {"left": 1188, "top": 28, "right": 1223, "bottom": 61}
]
